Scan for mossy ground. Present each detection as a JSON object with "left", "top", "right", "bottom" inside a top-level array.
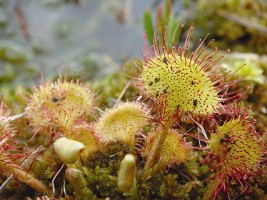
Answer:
[{"left": 0, "top": 1, "right": 267, "bottom": 200}]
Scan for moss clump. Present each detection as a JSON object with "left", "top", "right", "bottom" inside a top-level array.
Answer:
[
  {"left": 160, "top": 174, "right": 198, "bottom": 200},
  {"left": 185, "top": 0, "right": 267, "bottom": 54},
  {"left": 222, "top": 60, "right": 265, "bottom": 85},
  {"left": 91, "top": 71, "right": 136, "bottom": 107}
]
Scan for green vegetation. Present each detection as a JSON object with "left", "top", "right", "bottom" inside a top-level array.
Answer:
[{"left": 0, "top": 1, "right": 266, "bottom": 200}]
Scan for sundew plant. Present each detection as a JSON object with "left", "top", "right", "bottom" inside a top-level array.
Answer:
[{"left": 0, "top": 1, "right": 266, "bottom": 200}]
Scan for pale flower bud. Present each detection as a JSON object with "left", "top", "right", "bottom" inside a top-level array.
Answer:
[
  {"left": 53, "top": 137, "right": 85, "bottom": 164},
  {"left": 117, "top": 154, "right": 136, "bottom": 192},
  {"left": 65, "top": 168, "right": 87, "bottom": 189}
]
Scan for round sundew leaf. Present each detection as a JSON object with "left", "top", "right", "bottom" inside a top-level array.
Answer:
[
  {"left": 145, "top": 129, "right": 192, "bottom": 171},
  {"left": 26, "top": 78, "right": 94, "bottom": 130},
  {"left": 141, "top": 54, "right": 220, "bottom": 115},
  {"left": 94, "top": 102, "right": 149, "bottom": 146},
  {"left": 66, "top": 124, "right": 103, "bottom": 158},
  {"left": 209, "top": 118, "right": 264, "bottom": 177}
]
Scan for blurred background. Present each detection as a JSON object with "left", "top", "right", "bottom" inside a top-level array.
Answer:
[{"left": 0, "top": 0, "right": 156, "bottom": 85}]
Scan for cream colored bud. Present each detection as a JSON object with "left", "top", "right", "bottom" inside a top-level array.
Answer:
[
  {"left": 53, "top": 137, "right": 85, "bottom": 164},
  {"left": 117, "top": 154, "right": 136, "bottom": 192},
  {"left": 65, "top": 168, "right": 87, "bottom": 189}
]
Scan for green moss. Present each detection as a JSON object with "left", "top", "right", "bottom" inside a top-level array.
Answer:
[
  {"left": 185, "top": 0, "right": 267, "bottom": 54},
  {"left": 222, "top": 59, "right": 265, "bottom": 85},
  {"left": 160, "top": 174, "right": 199, "bottom": 200},
  {"left": 31, "top": 147, "right": 62, "bottom": 180},
  {"left": 73, "top": 187, "right": 98, "bottom": 200},
  {"left": 91, "top": 72, "right": 136, "bottom": 108},
  {"left": 0, "top": 3, "right": 266, "bottom": 197},
  {"left": 0, "top": 41, "right": 28, "bottom": 64}
]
